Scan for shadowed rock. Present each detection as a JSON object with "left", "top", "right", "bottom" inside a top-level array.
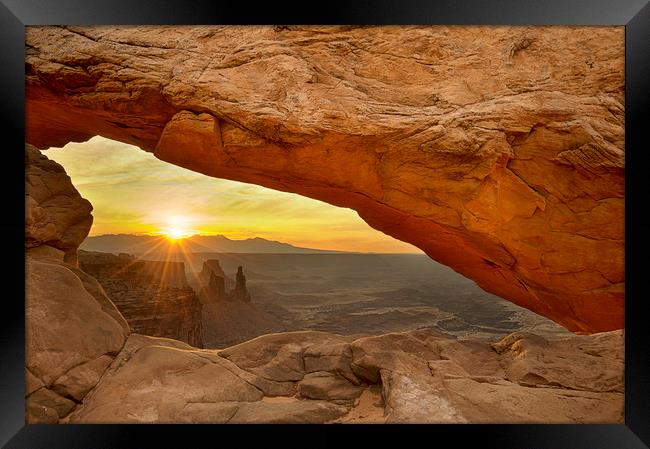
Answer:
[
  {"left": 197, "top": 261, "right": 284, "bottom": 347},
  {"left": 198, "top": 259, "right": 233, "bottom": 291},
  {"left": 78, "top": 250, "right": 204, "bottom": 347},
  {"left": 232, "top": 266, "right": 251, "bottom": 303}
]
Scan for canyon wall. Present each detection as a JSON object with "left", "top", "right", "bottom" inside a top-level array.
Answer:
[
  {"left": 24, "top": 26, "right": 625, "bottom": 332},
  {"left": 25, "top": 145, "right": 131, "bottom": 423},
  {"left": 79, "top": 250, "right": 204, "bottom": 347}
]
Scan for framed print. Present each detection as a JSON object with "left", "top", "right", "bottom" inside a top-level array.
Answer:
[{"left": 1, "top": 0, "right": 649, "bottom": 447}]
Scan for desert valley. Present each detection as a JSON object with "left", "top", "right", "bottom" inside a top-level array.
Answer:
[{"left": 78, "top": 234, "right": 575, "bottom": 348}]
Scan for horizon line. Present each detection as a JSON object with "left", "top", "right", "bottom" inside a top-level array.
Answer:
[{"left": 82, "top": 232, "right": 425, "bottom": 255}]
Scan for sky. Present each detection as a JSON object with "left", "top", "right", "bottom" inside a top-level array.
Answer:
[{"left": 45, "top": 136, "right": 421, "bottom": 253}]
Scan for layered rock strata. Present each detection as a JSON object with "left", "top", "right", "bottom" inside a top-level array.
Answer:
[
  {"left": 78, "top": 250, "right": 203, "bottom": 347},
  {"left": 25, "top": 26, "right": 625, "bottom": 332}
]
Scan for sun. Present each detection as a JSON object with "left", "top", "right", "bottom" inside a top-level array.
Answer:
[
  {"left": 163, "top": 226, "right": 191, "bottom": 241},
  {"left": 160, "top": 215, "right": 194, "bottom": 240}
]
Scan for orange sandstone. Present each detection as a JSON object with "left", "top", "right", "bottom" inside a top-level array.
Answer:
[{"left": 25, "top": 26, "right": 624, "bottom": 332}]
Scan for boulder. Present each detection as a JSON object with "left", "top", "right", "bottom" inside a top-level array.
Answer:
[
  {"left": 214, "top": 354, "right": 296, "bottom": 397},
  {"left": 26, "top": 258, "right": 128, "bottom": 387},
  {"left": 350, "top": 331, "right": 441, "bottom": 383},
  {"left": 62, "top": 328, "right": 624, "bottom": 424},
  {"left": 27, "top": 388, "right": 76, "bottom": 422},
  {"left": 218, "top": 331, "right": 348, "bottom": 382},
  {"left": 304, "top": 342, "right": 361, "bottom": 385},
  {"left": 492, "top": 330, "right": 624, "bottom": 393},
  {"left": 440, "top": 378, "right": 624, "bottom": 423},
  {"left": 380, "top": 370, "right": 469, "bottom": 423},
  {"left": 25, "top": 144, "right": 93, "bottom": 266},
  {"left": 26, "top": 399, "right": 60, "bottom": 424},
  {"left": 348, "top": 328, "right": 624, "bottom": 424},
  {"left": 68, "top": 335, "right": 263, "bottom": 423},
  {"left": 297, "top": 371, "right": 365, "bottom": 402},
  {"left": 52, "top": 355, "right": 113, "bottom": 401},
  {"left": 25, "top": 369, "right": 44, "bottom": 396}
]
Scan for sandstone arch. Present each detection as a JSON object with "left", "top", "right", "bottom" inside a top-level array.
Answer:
[{"left": 25, "top": 25, "right": 625, "bottom": 333}]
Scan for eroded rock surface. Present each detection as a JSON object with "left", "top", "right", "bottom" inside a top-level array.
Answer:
[
  {"left": 67, "top": 334, "right": 263, "bottom": 423},
  {"left": 25, "top": 147, "right": 131, "bottom": 423},
  {"left": 67, "top": 328, "right": 623, "bottom": 424},
  {"left": 197, "top": 260, "right": 287, "bottom": 347},
  {"left": 25, "top": 26, "right": 624, "bottom": 332},
  {"left": 25, "top": 255, "right": 130, "bottom": 423},
  {"left": 26, "top": 144, "right": 93, "bottom": 266},
  {"left": 198, "top": 261, "right": 251, "bottom": 304},
  {"left": 78, "top": 250, "right": 204, "bottom": 347}
]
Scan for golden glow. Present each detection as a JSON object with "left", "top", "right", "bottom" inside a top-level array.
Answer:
[
  {"left": 164, "top": 227, "right": 189, "bottom": 240},
  {"left": 161, "top": 215, "right": 193, "bottom": 240},
  {"left": 44, "top": 136, "right": 423, "bottom": 253}
]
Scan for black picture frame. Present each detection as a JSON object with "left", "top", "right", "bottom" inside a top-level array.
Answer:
[{"left": 1, "top": 1, "right": 648, "bottom": 447}]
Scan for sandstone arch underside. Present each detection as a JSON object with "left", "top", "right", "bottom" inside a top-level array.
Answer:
[{"left": 25, "top": 26, "right": 624, "bottom": 333}]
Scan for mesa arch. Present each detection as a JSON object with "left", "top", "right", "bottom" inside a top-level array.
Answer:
[{"left": 24, "top": 25, "right": 625, "bottom": 333}]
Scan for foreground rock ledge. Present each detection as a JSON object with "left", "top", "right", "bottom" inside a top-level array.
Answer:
[
  {"left": 62, "top": 329, "right": 623, "bottom": 424},
  {"left": 25, "top": 26, "right": 624, "bottom": 332}
]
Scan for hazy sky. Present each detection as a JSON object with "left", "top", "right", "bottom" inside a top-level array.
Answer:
[{"left": 45, "top": 136, "right": 421, "bottom": 253}]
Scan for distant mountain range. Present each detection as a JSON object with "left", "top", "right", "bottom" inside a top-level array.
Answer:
[{"left": 80, "top": 234, "right": 349, "bottom": 255}]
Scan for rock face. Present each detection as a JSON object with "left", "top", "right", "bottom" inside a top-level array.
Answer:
[
  {"left": 26, "top": 144, "right": 93, "bottom": 266},
  {"left": 81, "top": 251, "right": 189, "bottom": 287},
  {"left": 68, "top": 328, "right": 624, "bottom": 424},
  {"left": 79, "top": 250, "right": 204, "bottom": 347},
  {"left": 198, "top": 259, "right": 233, "bottom": 290},
  {"left": 25, "top": 26, "right": 624, "bottom": 332},
  {"left": 233, "top": 266, "right": 252, "bottom": 303},
  {"left": 198, "top": 260, "right": 250, "bottom": 303},
  {"left": 197, "top": 260, "right": 284, "bottom": 347},
  {"left": 25, "top": 147, "right": 131, "bottom": 423},
  {"left": 201, "top": 271, "right": 226, "bottom": 302},
  {"left": 26, "top": 257, "right": 129, "bottom": 418},
  {"left": 66, "top": 334, "right": 263, "bottom": 423}
]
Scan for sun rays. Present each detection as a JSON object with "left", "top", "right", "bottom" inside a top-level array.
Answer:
[{"left": 164, "top": 227, "right": 191, "bottom": 241}]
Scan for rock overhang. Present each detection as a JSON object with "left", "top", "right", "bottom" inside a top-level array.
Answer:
[{"left": 24, "top": 25, "right": 625, "bottom": 333}]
